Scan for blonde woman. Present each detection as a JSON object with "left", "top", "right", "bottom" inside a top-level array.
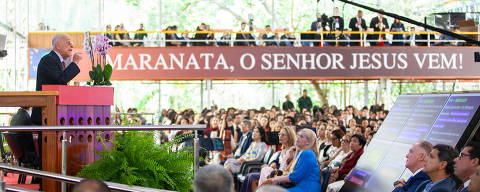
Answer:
[{"left": 263, "top": 128, "right": 321, "bottom": 192}]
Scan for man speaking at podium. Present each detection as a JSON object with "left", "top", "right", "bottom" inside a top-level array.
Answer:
[{"left": 31, "top": 33, "right": 82, "bottom": 125}]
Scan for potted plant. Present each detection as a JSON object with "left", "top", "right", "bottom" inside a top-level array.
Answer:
[
  {"left": 85, "top": 32, "right": 113, "bottom": 86},
  {"left": 77, "top": 131, "right": 194, "bottom": 191}
]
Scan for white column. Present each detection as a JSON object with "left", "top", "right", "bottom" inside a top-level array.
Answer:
[
  {"left": 272, "top": 81, "right": 275, "bottom": 107},
  {"left": 364, "top": 80, "right": 369, "bottom": 107},
  {"left": 200, "top": 80, "right": 204, "bottom": 110}
]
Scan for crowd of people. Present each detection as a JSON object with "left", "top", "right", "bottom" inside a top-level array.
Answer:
[
  {"left": 7, "top": 84, "right": 480, "bottom": 191},
  {"left": 141, "top": 89, "right": 382, "bottom": 191},
  {"left": 139, "top": 88, "right": 480, "bottom": 192},
  {"left": 95, "top": 7, "right": 466, "bottom": 48}
]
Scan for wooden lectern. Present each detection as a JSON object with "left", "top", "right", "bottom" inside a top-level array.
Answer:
[{"left": 41, "top": 85, "right": 114, "bottom": 192}]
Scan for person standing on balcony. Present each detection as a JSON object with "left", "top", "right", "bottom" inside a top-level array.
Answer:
[
  {"left": 133, "top": 23, "right": 147, "bottom": 47},
  {"left": 349, "top": 10, "right": 367, "bottom": 46},
  {"left": 390, "top": 19, "right": 405, "bottom": 46},
  {"left": 369, "top": 10, "right": 389, "bottom": 46},
  {"left": 329, "top": 7, "right": 344, "bottom": 32},
  {"left": 235, "top": 22, "right": 255, "bottom": 46}
]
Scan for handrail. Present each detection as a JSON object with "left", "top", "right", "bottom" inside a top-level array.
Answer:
[
  {"left": 0, "top": 125, "right": 206, "bottom": 132},
  {"left": 112, "top": 112, "right": 156, "bottom": 115},
  {"left": 5, "top": 186, "right": 37, "bottom": 192},
  {"left": 0, "top": 125, "right": 205, "bottom": 192},
  {"left": 0, "top": 163, "right": 173, "bottom": 192},
  {"left": 28, "top": 30, "right": 480, "bottom": 35}
]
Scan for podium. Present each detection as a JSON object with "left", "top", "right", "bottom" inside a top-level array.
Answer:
[{"left": 41, "top": 85, "right": 114, "bottom": 192}]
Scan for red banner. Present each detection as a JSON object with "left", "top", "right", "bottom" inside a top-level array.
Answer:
[{"left": 71, "top": 47, "right": 480, "bottom": 80}]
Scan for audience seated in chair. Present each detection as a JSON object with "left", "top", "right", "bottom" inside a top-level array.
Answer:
[
  {"left": 453, "top": 141, "right": 480, "bottom": 192},
  {"left": 262, "top": 128, "right": 321, "bottom": 192},
  {"left": 392, "top": 141, "right": 433, "bottom": 192},
  {"left": 323, "top": 134, "right": 351, "bottom": 169},
  {"left": 224, "top": 127, "right": 267, "bottom": 174},
  {"left": 239, "top": 126, "right": 296, "bottom": 192},
  {"left": 415, "top": 144, "right": 458, "bottom": 192},
  {"left": 327, "top": 134, "right": 366, "bottom": 192}
]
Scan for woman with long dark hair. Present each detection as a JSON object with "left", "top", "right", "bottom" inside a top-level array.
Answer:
[{"left": 224, "top": 127, "right": 267, "bottom": 174}]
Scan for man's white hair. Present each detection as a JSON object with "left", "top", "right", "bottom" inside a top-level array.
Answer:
[
  {"left": 52, "top": 33, "right": 67, "bottom": 49},
  {"left": 194, "top": 165, "right": 233, "bottom": 192}
]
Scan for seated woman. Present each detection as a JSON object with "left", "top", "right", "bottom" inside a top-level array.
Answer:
[
  {"left": 224, "top": 127, "right": 267, "bottom": 174},
  {"left": 263, "top": 128, "right": 321, "bottom": 192},
  {"left": 239, "top": 126, "right": 296, "bottom": 192},
  {"left": 327, "top": 134, "right": 366, "bottom": 192},
  {"left": 320, "top": 129, "right": 344, "bottom": 165},
  {"left": 323, "top": 133, "right": 351, "bottom": 169},
  {"left": 319, "top": 125, "right": 334, "bottom": 162}
]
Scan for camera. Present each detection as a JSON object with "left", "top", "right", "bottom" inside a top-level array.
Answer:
[{"left": 0, "top": 50, "right": 6, "bottom": 58}]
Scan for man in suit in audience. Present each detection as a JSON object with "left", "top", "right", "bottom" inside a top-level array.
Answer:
[
  {"left": 416, "top": 144, "right": 458, "bottom": 192},
  {"left": 392, "top": 141, "right": 432, "bottom": 192},
  {"left": 369, "top": 10, "right": 389, "bottom": 46},
  {"left": 349, "top": 10, "right": 367, "bottom": 46},
  {"left": 453, "top": 142, "right": 480, "bottom": 192},
  {"left": 233, "top": 120, "right": 253, "bottom": 158},
  {"left": 31, "top": 33, "right": 82, "bottom": 125}
]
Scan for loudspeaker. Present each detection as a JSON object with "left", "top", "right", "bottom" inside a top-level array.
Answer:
[{"left": 475, "top": 52, "right": 480, "bottom": 62}]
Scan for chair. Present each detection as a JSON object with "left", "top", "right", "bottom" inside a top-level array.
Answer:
[
  {"left": 235, "top": 148, "right": 274, "bottom": 190},
  {"left": 4, "top": 133, "right": 26, "bottom": 184},
  {"left": 321, "top": 166, "right": 332, "bottom": 192},
  {"left": 238, "top": 148, "right": 274, "bottom": 179}
]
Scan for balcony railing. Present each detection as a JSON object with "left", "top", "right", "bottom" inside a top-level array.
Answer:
[{"left": 28, "top": 30, "right": 480, "bottom": 49}]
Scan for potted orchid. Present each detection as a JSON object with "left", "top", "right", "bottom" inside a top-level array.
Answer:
[{"left": 86, "top": 33, "right": 113, "bottom": 86}]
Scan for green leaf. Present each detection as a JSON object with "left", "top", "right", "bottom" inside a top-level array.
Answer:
[
  {"left": 104, "top": 64, "right": 113, "bottom": 81},
  {"left": 77, "top": 131, "right": 193, "bottom": 191}
]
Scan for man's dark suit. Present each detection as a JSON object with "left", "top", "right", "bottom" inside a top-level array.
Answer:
[
  {"left": 235, "top": 130, "right": 253, "bottom": 158},
  {"left": 415, "top": 176, "right": 457, "bottom": 192},
  {"left": 329, "top": 16, "right": 344, "bottom": 31},
  {"left": 235, "top": 33, "right": 254, "bottom": 46},
  {"left": 349, "top": 17, "right": 367, "bottom": 46},
  {"left": 369, "top": 16, "right": 389, "bottom": 46},
  {"left": 392, "top": 170, "right": 430, "bottom": 192},
  {"left": 31, "top": 51, "right": 80, "bottom": 125}
]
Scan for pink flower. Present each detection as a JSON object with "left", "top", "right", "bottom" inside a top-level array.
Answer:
[{"left": 94, "top": 34, "right": 111, "bottom": 56}]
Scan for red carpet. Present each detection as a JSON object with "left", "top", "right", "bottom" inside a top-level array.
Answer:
[{"left": 3, "top": 172, "right": 39, "bottom": 190}]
